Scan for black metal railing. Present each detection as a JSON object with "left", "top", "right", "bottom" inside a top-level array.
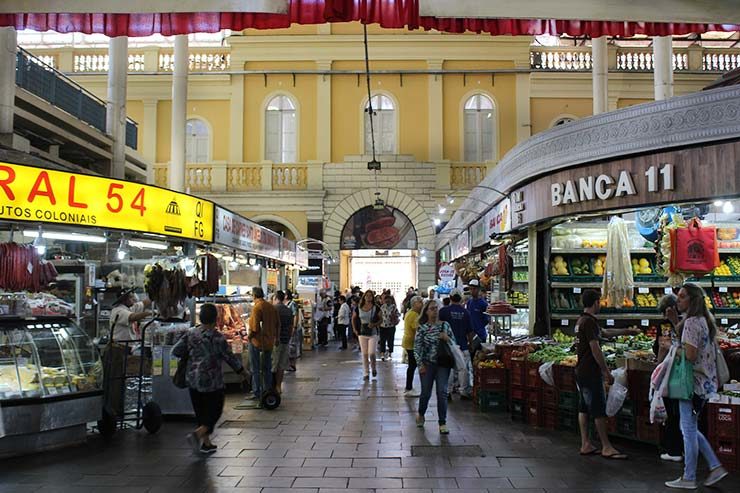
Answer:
[{"left": 16, "top": 47, "right": 138, "bottom": 150}]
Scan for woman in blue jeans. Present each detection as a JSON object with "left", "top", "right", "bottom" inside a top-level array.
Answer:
[
  {"left": 414, "top": 300, "right": 456, "bottom": 435},
  {"left": 662, "top": 283, "right": 728, "bottom": 490}
]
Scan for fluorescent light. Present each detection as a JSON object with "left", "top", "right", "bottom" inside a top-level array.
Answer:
[
  {"left": 447, "top": 195, "right": 455, "bottom": 204},
  {"left": 433, "top": 218, "right": 441, "bottom": 226},
  {"left": 129, "top": 239, "right": 168, "bottom": 250},
  {"left": 420, "top": 256, "right": 427, "bottom": 263},
  {"left": 714, "top": 200, "right": 725, "bottom": 207},
  {"left": 24, "top": 230, "right": 106, "bottom": 243},
  {"left": 723, "top": 201, "right": 734, "bottom": 214},
  {"left": 438, "top": 206, "right": 447, "bottom": 214}
]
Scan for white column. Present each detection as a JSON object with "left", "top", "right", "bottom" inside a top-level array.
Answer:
[
  {"left": 427, "top": 60, "right": 444, "bottom": 162},
  {"left": 169, "top": 35, "right": 188, "bottom": 193},
  {"left": 229, "top": 74, "right": 244, "bottom": 163},
  {"left": 107, "top": 36, "right": 128, "bottom": 179},
  {"left": 592, "top": 36, "right": 608, "bottom": 115},
  {"left": 316, "top": 60, "right": 332, "bottom": 163},
  {"left": 0, "top": 27, "right": 16, "bottom": 140},
  {"left": 653, "top": 36, "right": 674, "bottom": 100},
  {"left": 515, "top": 72, "right": 531, "bottom": 143},
  {"left": 142, "top": 99, "right": 158, "bottom": 164}
]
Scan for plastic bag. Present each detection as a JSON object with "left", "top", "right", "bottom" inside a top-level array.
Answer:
[
  {"left": 717, "top": 343, "right": 730, "bottom": 387},
  {"left": 539, "top": 361, "right": 555, "bottom": 387},
  {"left": 612, "top": 367, "right": 628, "bottom": 388},
  {"left": 606, "top": 382, "right": 629, "bottom": 417},
  {"left": 650, "top": 345, "right": 676, "bottom": 424},
  {"left": 450, "top": 343, "right": 466, "bottom": 372}
]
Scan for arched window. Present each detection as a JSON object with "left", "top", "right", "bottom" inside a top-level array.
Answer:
[
  {"left": 364, "top": 94, "right": 396, "bottom": 154},
  {"left": 552, "top": 116, "right": 576, "bottom": 127},
  {"left": 463, "top": 94, "right": 495, "bottom": 162},
  {"left": 185, "top": 118, "right": 210, "bottom": 163},
  {"left": 265, "top": 95, "right": 297, "bottom": 163}
]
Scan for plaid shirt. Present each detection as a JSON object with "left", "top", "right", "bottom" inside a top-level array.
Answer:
[{"left": 172, "top": 327, "right": 243, "bottom": 393}]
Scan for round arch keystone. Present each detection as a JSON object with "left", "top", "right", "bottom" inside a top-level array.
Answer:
[{"left": 324, "top": 188, "right": 436, "bottom": 251}]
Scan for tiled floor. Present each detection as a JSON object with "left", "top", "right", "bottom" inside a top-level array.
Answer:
[{"left": 1, "top": 344, "right": 738, "bottom": 493}]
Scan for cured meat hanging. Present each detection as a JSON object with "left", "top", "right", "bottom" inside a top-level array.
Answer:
[{"left": 0, "top": 242, "right": 58, "bottom": 292}]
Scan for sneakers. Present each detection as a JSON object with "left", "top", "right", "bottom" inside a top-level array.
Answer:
[
  {"left": 372, "top": 369, "right": 377, "bottom": 377},
  {"left": 665, "top": 477, "right": 697, "bottom": 490},
  {"left": 381, "top": 354, "right": 386, "bottom": 362},
  {"left": 660, "top": 453, "right": 683, "bottom": 462},
  {"left": 186, "top": 433, "right": 201, "bottom": 454},
  {"left": 404, "top": 389, "right": 421, "bottom": 397},
  {"left": 704, "top": 466, "right": 728, "bottom": 487},
  {"left": 416, "top": 415, "right": 425, "bottom": 428},
  {"left": 200, "top": 444, "right": 217, "bottom": 455},
  {"left": 439, "top": 425, "right": 450, "bottom": 435}
]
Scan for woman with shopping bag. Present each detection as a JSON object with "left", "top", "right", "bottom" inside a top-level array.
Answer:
[{"left": 662, "top": 283, "right": 728, "bottom": 490}]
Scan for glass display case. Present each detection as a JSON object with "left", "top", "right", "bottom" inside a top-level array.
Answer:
[
  {"left": 0, "top": 317, "right": 103, "bottom": 457},
  {"left": 194, "top": 295, "right": 253, "bottom": 354}
]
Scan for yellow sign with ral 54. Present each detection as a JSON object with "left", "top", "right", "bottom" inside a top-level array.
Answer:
[{"left": 0, "top": 162, "right": 214, "bottom": 242}]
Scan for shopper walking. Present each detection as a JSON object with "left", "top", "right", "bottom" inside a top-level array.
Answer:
[
  {"left": 379, "top": 293, "right": 401, "bottom": 361},
  {"left": 287, "top": 290, "right": 300, "bottom": 372},
  {"left": 248, "top": 287, "right": 278, "bottom": 404},
  {"left": 337, "top": 295, "right": 351, "bottom": 350},
  {"left": 402, "top": 296, "right": 423, "bottom": 397},
  {"left": 663, "top": 283, "right": 728, "bottom": 489},
  {"left": 316, "top": 292, "right": 331, "bottom": 347},
  {"left": 654, "top": 293, "right": 684, "bottom": 463},
  {"left": 273, "top": 290, "right": 294, "bottom": 394},
  {"left": 439, "top": 291, "right": 473, "bottom": 400},
  {"left": 172, "top": 303, "right": 247, "bottom": 455},
  {"left": 414, "top": 300, "right": 456, "bottom": 434},
  {"left": 332, "top": 290, "right": 341, "bottom": 342},
  {"left": 352, "top": 290, "right": 381, "bottom": 380},
  {"left": 576, "top": 289, "right": 639, "bottom": 460},
  {"left": 465, "top": 279, "right": 489, "bottom": 346}
]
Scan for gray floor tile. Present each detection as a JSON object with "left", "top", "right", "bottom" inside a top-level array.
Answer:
[
  {"left": 293, "top": 478, "right": 349, "bottom": 488},
  {"left": 402, "top": 478, "right": 458, "bottom": 489},
  {"left": 272, "top": 467, "right": 326, "bottom": 477},
  {"left": 219, "top": 466, "right": 277, "bottom": 477},
  {"left": 348, "top": 478, "right": 403, "bottom": 489},
  {"left": 324, "top": 468, "right": 376, "bottom": 478}
]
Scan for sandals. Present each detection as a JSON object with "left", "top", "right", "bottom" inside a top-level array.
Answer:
[
  {"left": 601, "top": 451, "right": 628, "bottom": 460},
  {"left": 580, "top": 448, "right": 601, "bottom": 456}
]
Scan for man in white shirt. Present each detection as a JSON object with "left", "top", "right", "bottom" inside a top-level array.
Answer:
[
  {"left": 337, "top": 295, "right": 351, "bottom": 350},
  {"left": 110, "top": 289, "right": 152, "bottom": 342}
]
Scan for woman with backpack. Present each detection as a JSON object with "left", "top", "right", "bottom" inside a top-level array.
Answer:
[
  {"left": 352, "top": 290, "right": 381, "bottom": 380},
  {"left": 379, "top": 293, "right": 401, "bottom": 361}
]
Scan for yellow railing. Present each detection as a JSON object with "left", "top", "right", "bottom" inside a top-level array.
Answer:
[
  {"left": 450, "top": 163, "right": 487, "bottom": 189},
  {"left": 153, "top": 162, "right": 316, "bottom": 192},
  {"left": 227, "top": 164, "right": 262, "bottom": 192},
  {"left": 272, "top": 164, "right": 308, "bottom": 190}
]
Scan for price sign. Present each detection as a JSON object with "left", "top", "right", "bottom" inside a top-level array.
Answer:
[
  {"left": 641, "top": 319, "right": 650, "bottom": 327},
  {"left": 573, "top": 287, "right": 582, "bottom": 294},
  {"left": 719, "top": 286, "right": 728, "bottom": 293},
  {"left": 561, "top": 319, "right": 569, "bottom": 326},
  {"left": 607, "top": 319, "right": 615, "bottom": 326},
  {"left": 638, "top": 287, "right": 649, "bottom": 294},
  {"left": 664, "top": 287, "right": 673, "bottom": 294},
  {"left": 721, "top": 318, "right": 729, "bottom": 325}
]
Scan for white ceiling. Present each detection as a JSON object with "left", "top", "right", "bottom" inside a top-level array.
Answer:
[
  {"left": 419, "top": 0, "right": 740, "bottom": 24},
  {"left": 0, "top": 0, "right": 288, "bottom": 14}
]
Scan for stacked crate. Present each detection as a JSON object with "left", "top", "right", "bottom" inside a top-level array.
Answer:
[
  {"left": 475, "top": 366, "right": 509, "bottom": 413},
  {"left": 509, "top": 359, "right": 527, "bottom": 422},
  {"left": 524, "top": 361, "right": 544, "bottom": 426},
  {"left": 707, "top": 402, "right": 740, "bottom": 473},
  {"left": 554, "top": 364, "right": 579, "bottom": 432},
  {"left": 627, "top": 369, "right": 659, "bottom": 444}
]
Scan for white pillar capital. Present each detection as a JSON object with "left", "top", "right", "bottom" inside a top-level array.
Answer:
[{"left": 169, "top": 35, "right": 188, "bottom": 193}]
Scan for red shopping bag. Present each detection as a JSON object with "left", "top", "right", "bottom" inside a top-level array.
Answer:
[{"left": 670, "top": 218, "right": 719, "bottom": 275}]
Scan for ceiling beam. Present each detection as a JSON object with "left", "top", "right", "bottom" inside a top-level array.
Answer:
[
  {"left": 419, "top": 0, "right": 740, "bottom": 24},
  {"left": 0, "top": 0, "right": 287, "bottom": 14}
]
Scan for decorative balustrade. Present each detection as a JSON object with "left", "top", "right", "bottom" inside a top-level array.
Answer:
[
  {"left": 703, "top": 51, "right": 740, "bottom": 72},
  {"left": 187, "top": 166, "right": 213, "bottom": 192},
  {"left": 450, "top": 164, "right": 487, "bottom": 189},
  {"left": 227, "top": 164, "right": 262, "bottom": 191},
  {"left": 272, "top": 164, "right": 308, "bottom": 190},
  {"left": 73, "top": 52, "right": 147, "bottom": 72},
  {"left": 530, "top": 48, "right": 592, "bottom": 71},
  {"left": 616, "top": 49, "right": 689, "bottom": 71},
  {"left": 154, "top": 166, "right": 168, "bottom": 188},
  {"left": 158, "top": 50, "right": 231, "bottom": 72}
]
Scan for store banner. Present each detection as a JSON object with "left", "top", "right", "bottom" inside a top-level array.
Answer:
[
  {"left": 299, "top": 257, "right": 323, "bottom": 277},
  {"left": 0, "top": 162, "right": 214, "bottom": 242},
  {"left": 451, "top": 230, "right": 470, "bottom": 259},
  {"left": 280, "top": 236, "right": 296, "bottom": 265},
  {"left": 296, "top": 246, "right": 309, "bottom": 268},
  {"left": 470, "top": 217, "right": 487, "bottom": 247},
  {"left": 340, "top": 205, "right": 417, "bottom": 250},
  {"left": 214, "top": 207, "right": 280, "bottom": 259},
  {"left": 439, "top": 244, "right": 451, "bottom": 263},
  {"left": 485, "top": 198, "right": 512, "bottom": 237}
]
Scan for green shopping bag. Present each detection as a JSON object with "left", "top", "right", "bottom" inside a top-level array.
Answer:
[{"left": 668, "top": 352, "right": 694, "bottom": 400}]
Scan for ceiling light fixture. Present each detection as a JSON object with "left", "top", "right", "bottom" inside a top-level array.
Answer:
[
  {"left": 433, "top": 218, "right": 442, "bottom": 226},
  {"left": 714, "top": 200, "right": 725, "bottom": 207},
  {"left": 438, "top": 205, "right": 447, "bottom": 215},
  {"left": 24, "top": 229, "right": 106, "bottom": 243},
  {"left": 116, "top": 239, "right": 129, "bottom": 260},
  {"left": 32, "top": 226, "right": 46, "bottom": 255},
  {"left": 723, "top": 201, "right": 735, "bottom": 214},
  {"left": 129, "top": 239, "right": 168, "bottom": 250}
]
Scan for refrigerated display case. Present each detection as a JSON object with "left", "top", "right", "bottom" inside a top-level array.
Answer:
[{"left": 0, "top": 317, "right": 102, "bottom": 457}]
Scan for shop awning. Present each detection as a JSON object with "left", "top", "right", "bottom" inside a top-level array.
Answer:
[{"left": 0, "top": 0, "right": 737, "bottom": 37}]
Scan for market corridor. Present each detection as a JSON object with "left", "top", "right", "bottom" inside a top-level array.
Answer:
[{"left": 0, "top": 348, "right": 738, "bottom": 493}]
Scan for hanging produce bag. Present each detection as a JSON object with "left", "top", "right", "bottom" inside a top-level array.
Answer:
[
  {"left": 602, "top": 217, "right": 634, "bottom": 308},
  {"left": 670, "top": 218, "right": 719, "bottom": 276}
]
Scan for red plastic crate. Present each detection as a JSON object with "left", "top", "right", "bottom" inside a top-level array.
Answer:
[
  {"left": 527, "top": 394, "right": 543, "bottom": 427},
  {"left": 509, "top": 385, "right": 526, "bottom": 402},
  {"left": 542, "top": 407, "right": 558, "bottom": 430},
  {"left": 708, "top": 403, "right": 740, "bottom": 439},
  {"left": 477, "top": 367, "right": 508, "bottom": 391},
  {"left": 510, "top": 359, "right": 526, "bottom": 387},
  {"left": 636, "top": 418, "right": 661, "bottom": 445},
  {"left": 525, "top": 361, "right": 543, "bottom": 389},
  {"left": 712, "top": 437, "right": 740, "bottom": 472},
  {"left": 542, "top": 386, "right": 559, "bottom": 408},
  {"left": 554, "top": 364, "right": 577, "bottom": 392}
]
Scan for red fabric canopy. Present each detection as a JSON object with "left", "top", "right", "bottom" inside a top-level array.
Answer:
[{"left": 1, "top": 0, "right": 737, "bottom": 37}]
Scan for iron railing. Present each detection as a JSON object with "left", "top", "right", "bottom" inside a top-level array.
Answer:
[{"left": 15, "top": 47, "right": 138, "bottom": 150}]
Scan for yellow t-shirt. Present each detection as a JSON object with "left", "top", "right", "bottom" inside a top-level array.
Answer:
[{"left": 402, "top": 310, "right": 420, "bottom": 350}]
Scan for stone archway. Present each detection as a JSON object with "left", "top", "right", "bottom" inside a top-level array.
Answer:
[
  {"left": 250, "top": 214, "right": 302, "bottom": 241},
  {"left": 323, "top": 188, "right": 435, "bottom": 252}
]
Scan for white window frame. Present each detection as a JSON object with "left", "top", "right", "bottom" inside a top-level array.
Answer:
[
  {"left": 362, "top": 92, "right": 398, "bottom": 155},
  {"left": 263, "top": 93, "right": 298, "bottom": 164},
  {"left": 185, "top": 117, "right": 211, "bottom": 164},
  {"left": 461, "top": 93, "right": 496, "bottom": 163}
]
